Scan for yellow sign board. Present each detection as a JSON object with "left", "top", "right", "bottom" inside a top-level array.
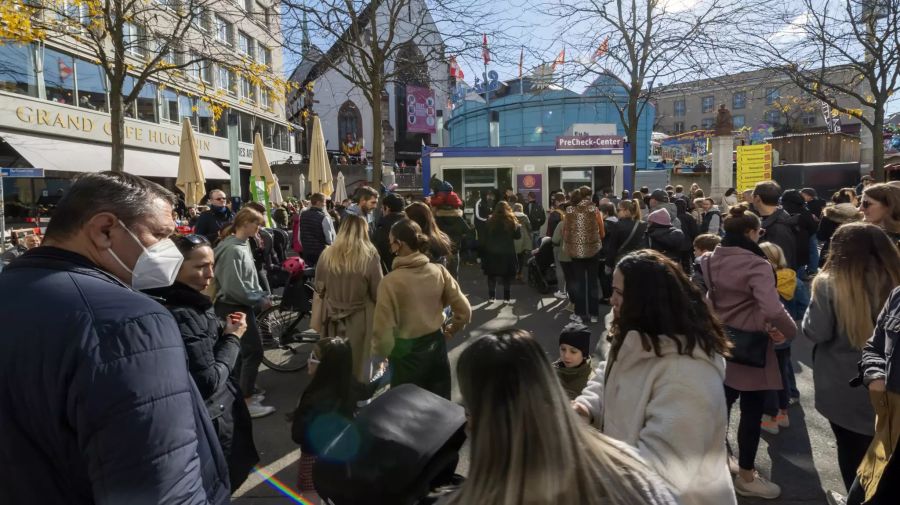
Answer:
[{"left": 736, "top": 144, "right": 773, "bottom": 191}]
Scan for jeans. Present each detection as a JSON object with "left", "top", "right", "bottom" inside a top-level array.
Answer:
[
  {"left": 725, "top": 386, "right": 768, "bottom": 471},
  {"left": 830, "top": 421, "right": 873, "bottom": 492},
  {"left": 531, "top": 231, "right": 542, "bottom": 249},
  {"left": 487, "top": 275, "right": 511, "bottom": 300},
  {"left": 215, "top": 301, "right": 262, "bottom": 398},
  {"left": 764, "top": 347, "right": 793, "bottom": 415},
  {"left": 570, "top": 256, "right": 600, "bottom": 319},
  {"left": 785, "top": 269, "right": 810, "bottom": 320},
  {"left": 807, "top": 236, "right": 820, "bottom": 276},
  {"left": 553, "top": 248, "right": 566, "bottom": 293}
]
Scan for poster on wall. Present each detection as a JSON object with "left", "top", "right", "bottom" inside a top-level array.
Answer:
[
  {"left": 516, "top": 173, "right": 542, "bottom": 204},
  {"left": 406, "top": 86, "right": 437, "bottom": 134}
]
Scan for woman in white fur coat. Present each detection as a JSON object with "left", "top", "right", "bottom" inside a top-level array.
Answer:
[{"left": 574, "top": 250, "right": 737, "bottom": 505}]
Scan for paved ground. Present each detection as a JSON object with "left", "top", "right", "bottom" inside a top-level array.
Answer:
[{"left": 234, "top": 265, "right": 842, "bottom": 504}]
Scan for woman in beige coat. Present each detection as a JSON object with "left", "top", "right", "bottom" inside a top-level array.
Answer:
[
  {"left": 373, "top": 218, "right": 471, "bottom": 399},
  {"left": 312, "top": 215, "right": 383, "bottom": 383}
]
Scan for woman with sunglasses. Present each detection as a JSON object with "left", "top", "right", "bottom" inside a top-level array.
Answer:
[
  {"left": 861, "top": 183, "right": 900, "bottom": 244},
  {"left": 144, "top": 233, "right": 259, "bottom": 491}
]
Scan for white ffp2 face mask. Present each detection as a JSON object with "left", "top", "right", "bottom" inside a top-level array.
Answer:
[{"left": 108, "top": 222, "right": 184, "bottom": 290}]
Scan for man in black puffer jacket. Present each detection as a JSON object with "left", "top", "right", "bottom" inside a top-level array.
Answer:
[{"left": 0, "top": 172, "right": 230, "bottom": 505}]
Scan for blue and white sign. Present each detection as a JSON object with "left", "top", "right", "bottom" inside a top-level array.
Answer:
[
  {"left": 0, "top": 168, "right": 44, "bottom": 178},
  {"left": 473, "top": 70, "right": 501, "bottom": 94}
]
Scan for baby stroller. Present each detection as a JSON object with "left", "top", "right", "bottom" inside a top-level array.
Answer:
[{"left": 527, "top": 237, "right": 557, "bottom": 294}]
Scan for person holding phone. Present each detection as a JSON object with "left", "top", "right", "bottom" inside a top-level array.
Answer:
[{"left": 144, "top": 233, "right": 260, "bottom": 491}]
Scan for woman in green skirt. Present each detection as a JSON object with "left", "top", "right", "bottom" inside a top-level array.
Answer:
[{"left": 372, "top": 218, "right": 472, "bottom": 399}]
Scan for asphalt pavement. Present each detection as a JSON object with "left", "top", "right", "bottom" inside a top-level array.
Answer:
[{"left": 233, "top": 265, "right": 841, "bottom": 504}]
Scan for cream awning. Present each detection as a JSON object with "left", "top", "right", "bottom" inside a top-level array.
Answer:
[{"left": 0, "top": 130, "right": 230, "bottom": 180}]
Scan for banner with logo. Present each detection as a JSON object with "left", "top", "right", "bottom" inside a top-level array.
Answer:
[
  {"left": 406, "top": 85, "right": 436, "bottom": 134},
  {"left": 516, "top": 173, "right": 542, "bottom": 204}
]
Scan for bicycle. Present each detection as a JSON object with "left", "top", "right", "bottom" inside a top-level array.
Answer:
[{"left": 257, "top": 268, "right": 319, "bottom": 372}]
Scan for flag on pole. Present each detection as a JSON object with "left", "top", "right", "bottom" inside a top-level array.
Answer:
[
  {"left": 449, "top": 56, "right": 464, "bottom": 79},
  {"left": 518, "top": 47, "right": 524, "bottom": 78},
  {"left": 551, "top": 48, "right": 565, "bottom": 71},
  {"left": 482, "top": 34, "right": 490, "bottom": 64},
  {"left": 592, "top": 36, "right": 610, "bottom": 61},
  {"left": 58, "top": 58, "right": 73, "bottom": 81}
]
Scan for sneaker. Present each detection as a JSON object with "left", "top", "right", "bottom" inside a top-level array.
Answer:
[
  {"left": 590, "top": 316, "right": 599, "bottom": 323},
  {"left": 488, "top": 297, "right": 496, "bottom": 303},
  {"left": 570, "top": 314, "right": 583, "bottom": 324},
  {"left": 825, "top": 490, "right": 847, "bottom": 505},
  {"left": 564, "top": 302, "right": 575, "bottom": 313},
  {"left": 776, "top": 410, "right": 790, "bottom": 428},
  {"left": 789, "top": 396, "right": 800, "bottom": 406},
  {"left": 250, "top": 393, "right": 266, "bottom": 403},
  {"left": 734, "top": 472, "right": 781, "bottom": 499},
  {"left": 248, "top": 402, "right": 276, "bottom": 419},
  {"left": 252, "top": 387, "right": 266, "bottom": 396},
  {"left": 505, "top": 299, "right": 516, "bottom": 304},
  {"left": 554, "top": 290, "right": 567, "bottom": 299},
  {"left": 728, "top": 455, "right": 740, "bottom": 475},
  {"left": 761, "top": 415, "right": 780, "bottom": 435}
]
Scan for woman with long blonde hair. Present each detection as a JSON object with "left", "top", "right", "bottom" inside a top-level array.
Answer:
[
  {"left": 441, "top": 329, "right": 677, "bottom": 505},
  {"left": 802, "top": 222, "right": 900, "bottom": 496},
  {"left": 312, "top": 215, "right": 383, "bottom": 382}
]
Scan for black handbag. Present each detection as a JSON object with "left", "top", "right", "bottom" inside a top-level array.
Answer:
[
  {"left": 722, "top": 326, "right": 769, "bottom": 368},
  {"left": 704, "top": 257, "right": 769, "bottom": 368}
]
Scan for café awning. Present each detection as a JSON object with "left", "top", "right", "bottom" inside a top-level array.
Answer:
[{"left": 0, "top": 130, "right": 230, "bottom": 180}]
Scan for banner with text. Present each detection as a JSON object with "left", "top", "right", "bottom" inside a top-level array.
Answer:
[
  {"left": 736, "top": 144, "right": 773, "bottom": 191},
  {"left": 406, "top": 86, "right": 437, "bottom": 134},
  {"left": 555, "top": 135, "right": 624, "bottom": 150}
]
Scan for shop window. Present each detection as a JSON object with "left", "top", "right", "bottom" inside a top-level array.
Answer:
[
  {"left": 75, "top": 58, "right": 108, "bottom": 112},
  {"left": 0, "top": 43, "right": 38, "bottom": 97},
  {"left": 239, "top": 111, "right": 253, "bottom": 143},
  {"left": 701, "top": 96, "right": 714, "bottom": 113},
  {"left": 160, "top": 88, "right": 179, "bottom": 124},
  {"left": 273, "top": 124, "right": 286, "bottom": 151},
  {"left": 196, "top": 99, "right": 215, "bottom": 134},
  {"left": 733, "top": 91, "right": 746, "bottom": 110},
  {"left": 44, "top": 48, "right": 76, "bottom": 105},
  {"left": 733, "top": 115, "right": 745, "bottom": 128},
  {"left": 262, "top": 120, "right": 274, "bottom": 147},
  {"left": 214, "top": 111, "right": 228, "bottom": 138},
  {"left": 122, "top": 76, "right": 158, "bottom": 123},
  {"left": 674, "top": 99, "right": 685, "bottom": 117}
]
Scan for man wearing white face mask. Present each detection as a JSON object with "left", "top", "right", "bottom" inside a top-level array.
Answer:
[{"left": 0, "top": 172, "right": 231, "bottom": 504}]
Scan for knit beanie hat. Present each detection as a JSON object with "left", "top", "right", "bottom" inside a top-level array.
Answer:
[
  {"left": 648, "top": 208, "right": 672, "bottom": 227},
  {"left": 559, "top": 323, "right": 591, "bottom": 358}
]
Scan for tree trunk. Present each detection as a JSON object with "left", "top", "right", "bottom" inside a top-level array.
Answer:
[
  {"left": 108, "top": 80, "right": 126, "bottom": 173},
  {"left": 873, "top": 106, "right": 885, "bottom": 181},
  {"left": 627, "top": 100, "right": 640, "bottom": 190},
  {"left": 371, "top": 91, "right": 383, "bottom": 187}
]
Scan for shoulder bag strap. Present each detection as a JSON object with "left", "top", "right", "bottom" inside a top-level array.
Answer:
[{"left": 619, "top": 221, "right": 642, "bottom": 253}]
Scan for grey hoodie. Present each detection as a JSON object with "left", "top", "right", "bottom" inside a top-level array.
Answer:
[{"left": 213, "top": 235, "right": 267, "bottom": 308}]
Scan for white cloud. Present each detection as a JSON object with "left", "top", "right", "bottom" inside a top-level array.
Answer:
[{"left": 773, "top": 12, "right": 812, "bottom": 43}]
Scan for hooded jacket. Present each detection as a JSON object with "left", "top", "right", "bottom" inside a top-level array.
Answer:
[
  {"left": 574, "top": 331, "right": 737, "bottom": 505},
  {"left": 646, "top": 223, "right": 686, "bottom": 261},
  {"left": 817, "top": 203, "right": 863, "bottom": 265},
  {"left": 434, "top": 208, "right": 470, "bottom": 250}
]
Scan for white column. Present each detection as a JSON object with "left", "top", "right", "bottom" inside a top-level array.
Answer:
[{"left": 711, "top": 136, "right": 733, "bottom": 199}]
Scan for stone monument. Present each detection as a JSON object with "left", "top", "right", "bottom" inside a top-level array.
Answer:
[{"left": 711, "top": 104, "right": 734, "bottom": 199}]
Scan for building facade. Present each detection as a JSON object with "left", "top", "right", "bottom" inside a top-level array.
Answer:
[
  {"left": 446, "top": 73, "right": 655, "bottom": 171},
  {"left": 286, "top": 0, "right": 449, "bottom": 166},
  {"left": 1, "top": 0, "right": 296, "bottom": 224},
  {"left": 653, "top": 67, "right": 867, "bottom": 136}
]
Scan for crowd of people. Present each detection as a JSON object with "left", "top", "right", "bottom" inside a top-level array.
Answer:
[{"left": 2, "top": 169, "right": 900, "bottom": 505}]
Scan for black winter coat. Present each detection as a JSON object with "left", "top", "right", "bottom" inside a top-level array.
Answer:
[
  {"left": 144, "top": 282, "right": 259, "bottom": 490},
  {"left": 646, "top": 224, "right": 686, "bottom": 262},
  {"left": 605, "top": 218, "right": 648, "bottom": 268},
  {"left": 481, "top": 221, "right": 522, "bottom": 277},
  {"left": 372, "top": 212, "right": 407, "bottom": 272},
  {"left": 195, "top": 207, "right": 235, "bottom": 243},
  {"left": 434, "top": 208, "right": 471, "bottom": 252},
  {"left": 760, "top": 209, "right": 798, "bottom": 269},
  {"left": 0, "top": 247, "right": 230, "bottom": 505}
]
